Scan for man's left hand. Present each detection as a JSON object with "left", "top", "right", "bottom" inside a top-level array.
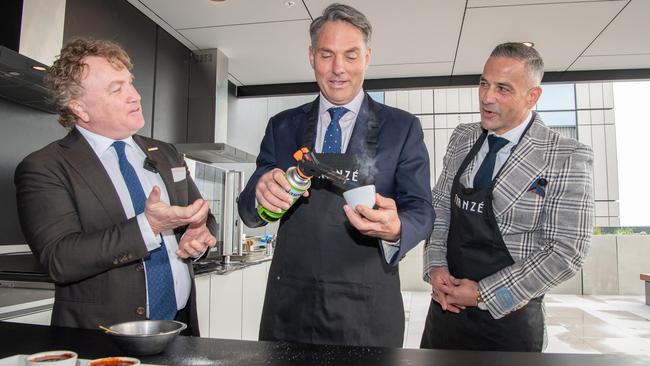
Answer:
[
  {"left": 343, "top": 193, "right": 401, "bottom": 241},
  {"left": 444, "top": 278, "right": 480, "bottom": 307},
  {"left": 176, "top": 221, "right": 217, "bottom": 259}
]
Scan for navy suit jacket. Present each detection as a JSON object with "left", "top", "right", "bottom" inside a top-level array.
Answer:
[{"left": 238, "top": 95, "right": 434, "bottom": 265}]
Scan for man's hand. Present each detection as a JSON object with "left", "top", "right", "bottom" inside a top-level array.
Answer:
[
  {"left": 255, "top": 168, "right": 309, "bottom": 213},
  {"left": 176, "top": 220, "right": 217, "bottom": 259},
  {"left": 343, "top": 193, "right": 400, "bottom": 241},
  {"left": 444, "top": 278, "right": 480, "bottom": 308},
  {"left": 145, "top": 186, "right": 209, "bottom": 236},
  {"left": 429, "top": 267, "right": 464, "bottom": 313}
]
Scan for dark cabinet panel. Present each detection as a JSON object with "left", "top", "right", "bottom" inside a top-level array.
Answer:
[
  {"left": 152, "top": 29, "right": 190, "bottom": 143},
  {"left": 63, "top": 0, "right": 157, "bottom": 138}
]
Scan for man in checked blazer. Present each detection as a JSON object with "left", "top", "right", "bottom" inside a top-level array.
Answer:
[{"left": 420, "top": 43, "right": 594, "bottom": 352}]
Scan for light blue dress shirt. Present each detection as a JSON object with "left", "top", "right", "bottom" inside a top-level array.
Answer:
[{"left": 76, "top": 126, "right": 191, "bottom": 316}]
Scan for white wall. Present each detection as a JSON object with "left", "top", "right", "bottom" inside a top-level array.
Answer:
[
  {"left": 613, "top": 81, "right": 650, "bottom": 226},
  {"left": 19, "top": 0, "right": 66, "bottom": 66}
]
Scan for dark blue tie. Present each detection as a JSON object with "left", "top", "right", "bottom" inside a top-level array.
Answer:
[
  {"left": 112, "top": 141, "right": 177, "bottom": 320},
  {"left": 322, "top": 107, "right": 348, "bottom": 153},
  {"left": 473, "top": 135, "right": 510, "bottom": 189}
]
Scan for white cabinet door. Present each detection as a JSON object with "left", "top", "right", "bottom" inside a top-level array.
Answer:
[
  {"left": 194, "top": 275, "right": 211, "bottom": 337},
  {"left": 241, "top": 263, "right": 269, "bottom": 340},
  {"left": 209, "top": 270, "right": 243, "bottom": 339}
]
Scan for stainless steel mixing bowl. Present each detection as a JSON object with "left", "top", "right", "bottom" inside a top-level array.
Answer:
[{"left": 107, "top": 320, "right": 186, "bottom": 356}]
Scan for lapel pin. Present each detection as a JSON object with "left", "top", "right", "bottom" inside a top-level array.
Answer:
[{"left": 147, "top": 147, "right": 158, "bottom": 152}]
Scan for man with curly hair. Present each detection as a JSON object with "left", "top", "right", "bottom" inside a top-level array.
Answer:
[{"left": 14, "top": 38, "right": 216, "bottom": 336}]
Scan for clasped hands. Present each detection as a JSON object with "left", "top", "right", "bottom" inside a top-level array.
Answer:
[
  {"left": 144, "top": 186, "right": 216, "bottom": 259},
  {"left": 429, "top": 267, "right": 480, "bottom": 313},
  {"left": 256, "top": 168, "right": 401, "bottom": 241}
]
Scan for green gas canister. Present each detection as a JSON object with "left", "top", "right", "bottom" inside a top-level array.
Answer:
[{"left": 256, "top": 148, "right": 313, "bottom": 223}]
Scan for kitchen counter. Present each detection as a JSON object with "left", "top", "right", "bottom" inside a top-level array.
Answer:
[
  {"left": 0, "top": 288, "right": 53, "bottom": 320},
  {"left": 0, "top": 252, "right": 272, "bottom": 281},
  {"left": 1, "top": 322, "right": 648, "bottom": 366},
  {"left": 193, "top": 256, "right": 272, "bottom": 276}
]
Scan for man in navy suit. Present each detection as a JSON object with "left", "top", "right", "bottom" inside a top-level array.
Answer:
[{"left": 237, "top": 3, "right": 434, "bottom": 347}]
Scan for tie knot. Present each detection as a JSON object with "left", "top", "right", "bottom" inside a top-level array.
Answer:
[
  {"left": 112, "top": 140, "right": 126, "bottom": 154},
  {"left": 487, "top": 135, "right": 509, "bottom": 153},
  {"left": 328, "top": 107, "right": 348, "bottom": 122}
]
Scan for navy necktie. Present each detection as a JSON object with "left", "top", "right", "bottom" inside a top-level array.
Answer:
[
  {"left": 322, "top": 107, "right": 348, "bottom": 153},
  {"left": 473, "top": 135, "right": 510, "bottom": 189},
  {"left": 112, "top": 141, "right": 177, "bottom": 320}
]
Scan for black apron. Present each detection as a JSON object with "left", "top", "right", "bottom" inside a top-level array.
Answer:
[
  {"left": 259, "top": 97, "right": 404, "bottom": 348},
  {"left": 421, "top": 121, "right": 544, "bottom": 352}
]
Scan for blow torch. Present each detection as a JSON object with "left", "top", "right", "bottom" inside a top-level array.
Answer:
[{"left": 256, "top": 147, "right": 359, "bottom": 223}]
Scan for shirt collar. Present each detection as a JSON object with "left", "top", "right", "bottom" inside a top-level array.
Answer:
[
  {"left": 318, "top": 88, "right": 365, "bottom": 118},
  {"left": 489, "top": 110, "right": 532, "bottom": 145},
  {"left": 75, "top": 125, "right": 142, "bottom": 158}
]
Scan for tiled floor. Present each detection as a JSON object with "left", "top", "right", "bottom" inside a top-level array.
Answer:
[{"left": 402, "top": 291, "right": 650, "bottom": 355}]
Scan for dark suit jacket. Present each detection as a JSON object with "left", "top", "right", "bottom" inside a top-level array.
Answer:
[
  {"left": 238, "top": 95, "right": 434, "bottom": 264},
  {"left": 14, "top": 128, "right": 216, "bottom": 335}
]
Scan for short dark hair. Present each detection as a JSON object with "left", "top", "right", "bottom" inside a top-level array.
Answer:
[
  {"left": 490, "top": 42, "right": 544, "bottom": 84},
  {"left": 309, "top": 3, "right": 372, "bottom": 49},
  {"left": 45, "top": 38, "right": 133, "bottom": 128}
]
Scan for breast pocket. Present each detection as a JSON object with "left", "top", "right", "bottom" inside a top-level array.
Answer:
[{"left": 509, "top": 191, "right": 545, "bottom": 232}]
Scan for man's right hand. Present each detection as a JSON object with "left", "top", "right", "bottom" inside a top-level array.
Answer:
[
  {"left": 255, "top": 168, "right": 309, "bottom": 213},
  {"left": 429, "top": 267, "right": 464, "bottom": 313},
  {"left": 145, "top": 186, "right": 210, "bottom": 236}
]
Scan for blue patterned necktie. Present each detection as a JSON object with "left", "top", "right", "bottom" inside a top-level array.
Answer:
[
  {"left": 112, "top": 141, "right": 177, "bottom": 320},
  {"left": 473, "top": 135, "right": 510, "bottom": 189},
  {"left": 322, "top": 107, "right": 349, "bottom": 153}
]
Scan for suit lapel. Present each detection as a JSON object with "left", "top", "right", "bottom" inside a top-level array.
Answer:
[
  {"left": 133, "top": 135, "right": 180, "bottom": 206},
  {"left": 492, "top": 119, "right": 548, "bottom": 218},
  {"left": 58, "top": 129, "right": 127, "bottom": 224}
]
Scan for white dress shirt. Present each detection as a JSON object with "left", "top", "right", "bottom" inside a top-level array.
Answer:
[
  {"left": 315, "top": 90, "right": 400, "bottom": 263},
  {"left": 76, "top": 126, "right": 191, "bottom": 315},
  {"left": 469, "top": 111, "right": 532, "bottom": 186}
]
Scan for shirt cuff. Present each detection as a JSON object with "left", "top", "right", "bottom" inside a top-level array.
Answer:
[
  {"left": 137, "top": 213, "right": 162, "bottom": 252},
  {"left": 381, "top": 239, "right": 400, "bottom": 264}
]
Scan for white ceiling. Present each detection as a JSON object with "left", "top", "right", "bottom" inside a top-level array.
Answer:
[{"left": 126, "top": 0, "right": 650, "bottom": 86}]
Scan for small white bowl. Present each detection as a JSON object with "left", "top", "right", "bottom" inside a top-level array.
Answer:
[
  {"left": 26, "top": 350, "right": 77, "bottom": 366},
  {"left": 343, "top": 184, "right": 376, "bottom": 211}
]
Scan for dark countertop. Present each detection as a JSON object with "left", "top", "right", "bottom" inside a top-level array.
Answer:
[
  {"left": 0, "top": 253, "right": 272, "bottom": 283},
  {"left": 1, "top": 322, "right": 648, "bottom": 366}
]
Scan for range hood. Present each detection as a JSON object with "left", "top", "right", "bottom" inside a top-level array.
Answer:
[
  {"left": 0, "top": 45, "right": 56, "bottom": 114},
  {"left": 174, "top": 142, "right": 256, "bottom": 164}
]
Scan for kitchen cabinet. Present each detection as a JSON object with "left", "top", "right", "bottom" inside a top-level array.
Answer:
[
  {"left": 196, "top": 260, "right": 270, "bottom": 340},
  {"left": 241, "top": 261, "right": 269, "bottom": 340},
  {"left": 194, "top": 275, "right": 211, "bottom": 337}
]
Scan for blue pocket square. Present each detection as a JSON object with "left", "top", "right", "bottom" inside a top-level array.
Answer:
[{"left": 528, "top": 177, "right": 547, "bottom": 198}]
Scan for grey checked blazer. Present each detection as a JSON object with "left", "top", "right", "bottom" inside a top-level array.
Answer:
[{"left": 423, "top": 114, "right": 594, "bottom": 319}]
